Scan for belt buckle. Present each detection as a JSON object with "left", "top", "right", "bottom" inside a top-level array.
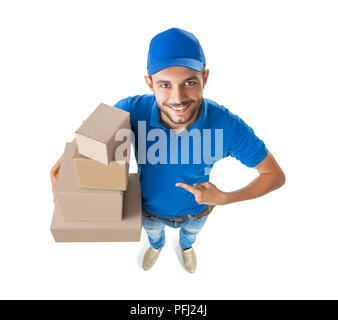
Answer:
[
  {"left": 171, "top": 215, "right": 187, "bottom": 222},
  {"left": 170, "top": 216, "right": 183, "bottom": 222}
]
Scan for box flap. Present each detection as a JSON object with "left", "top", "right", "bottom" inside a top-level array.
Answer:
[{"left": 75, "top": 103, "right": 130, "bottom": 144}]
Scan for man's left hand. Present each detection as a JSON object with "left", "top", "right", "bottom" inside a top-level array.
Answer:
[{"left": 175, "top": 181, "right": 229, "bottom": 205}]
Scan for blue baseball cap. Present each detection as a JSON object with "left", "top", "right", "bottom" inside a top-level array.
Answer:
[{"left": 147, "top": 27, "right": 206, "bottom": 75}]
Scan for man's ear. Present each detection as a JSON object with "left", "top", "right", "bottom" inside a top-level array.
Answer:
[
  {"left": 203, "top": 69, "right": 209, "bottom": 89},
  {"left": 144, "top": 75, "right": 153, "bottom": 91}
]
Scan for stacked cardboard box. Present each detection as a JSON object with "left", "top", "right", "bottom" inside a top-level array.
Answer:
[{"left": 50, "top": 103, "right": 142, "bottom": 242}]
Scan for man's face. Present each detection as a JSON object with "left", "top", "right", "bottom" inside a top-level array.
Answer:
[{"left": 145, "top": 66, "right": 209, "bottom": 128}]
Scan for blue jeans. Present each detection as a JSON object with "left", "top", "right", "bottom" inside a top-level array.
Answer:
[{"left": 142, "top": 213, "right": 209, "bottom": 250}]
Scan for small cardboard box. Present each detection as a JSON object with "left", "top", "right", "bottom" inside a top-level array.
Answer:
[
  {"left": 51, "top": 173, "right": 142, "bottom": 242},
  {"left": 73, "top": 146, "right": 129, "bottom": 191},
  {"left": 75, "top": 103, "right": 131, "bottom": 165},
  {"left": 55, "top": 142, "right": 123, "bottom": 221}
]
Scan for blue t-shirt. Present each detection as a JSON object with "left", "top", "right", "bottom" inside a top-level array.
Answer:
[{"left": 113, "top": 94, "right": 268, "bottom": 218}]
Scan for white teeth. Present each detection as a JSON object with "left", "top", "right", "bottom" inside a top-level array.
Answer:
[{"left": 171, "top": 104, "right": 189, "bottom": 111}]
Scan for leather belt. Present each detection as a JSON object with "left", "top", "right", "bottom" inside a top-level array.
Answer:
[{"left": 142, "top": 204, "right": 216, "bottom": 222}]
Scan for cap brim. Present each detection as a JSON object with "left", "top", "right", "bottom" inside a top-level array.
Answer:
[{"left": 148, "top": 57, "right": 204, "bottom": 75}]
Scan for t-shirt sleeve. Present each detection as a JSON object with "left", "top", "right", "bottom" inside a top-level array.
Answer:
[
  {"left": 227, "top": 111, "right": 268, "bottom": 167},
  {"left": 112, "top": 96, "right": 133, "bottom": 113}
]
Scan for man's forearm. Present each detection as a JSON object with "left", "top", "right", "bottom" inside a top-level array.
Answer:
[{"left": 221, "top": 173, "right": 285, "bottom": 205}]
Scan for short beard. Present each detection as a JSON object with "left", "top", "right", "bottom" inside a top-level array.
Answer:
[{"left": 157, "top": 98, "right": 202, "bottom": 126}]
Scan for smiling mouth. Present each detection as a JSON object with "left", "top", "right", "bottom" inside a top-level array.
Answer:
[{"left": 168, "top": 104, "right": 191, "bottom": 113}]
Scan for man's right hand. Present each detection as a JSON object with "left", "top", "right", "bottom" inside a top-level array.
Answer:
[
  {"left": 51, "top": 138, "right": 76, "bottom": 203},
  {"left": 50, "top": 154, "right": 63, "bottom": 203}
]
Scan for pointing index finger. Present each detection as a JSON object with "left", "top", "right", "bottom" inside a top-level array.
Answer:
[{"left": 175, "top": 182, "right": 196, "bottom": 194}]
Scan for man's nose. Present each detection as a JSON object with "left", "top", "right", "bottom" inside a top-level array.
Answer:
[{"left": 170, "top": 85, "right": 187, "bottom": 104}]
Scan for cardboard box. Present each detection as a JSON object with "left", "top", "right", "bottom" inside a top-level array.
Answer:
[
  {"left": 51, "top": 173, "right": 142, "bottom": 242},
  {"left": 75, "top": 103, "right": 131, "bottom": 165},
  {"left": 55, "top": 142, "right": 123, "bottom": 221},
  {"left": 73, "top": 145, "right": 129, "bottom": 191}
]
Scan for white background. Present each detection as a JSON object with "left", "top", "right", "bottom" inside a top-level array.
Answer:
[{"left": 0, "top": 0, "right": 337, "bottom": 299}]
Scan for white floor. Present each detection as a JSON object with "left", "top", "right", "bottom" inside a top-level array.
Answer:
[{"left": 1, "top": 157, "right": 337, "bottom": 299}]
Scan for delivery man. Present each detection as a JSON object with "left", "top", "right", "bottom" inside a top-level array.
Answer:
[{"left": 50, "top": 27, "right": 286, "bottom": 273}]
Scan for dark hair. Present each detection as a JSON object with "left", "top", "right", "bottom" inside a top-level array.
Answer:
[{"left": 148, "top": 65, "right": 206, "bottom": 82}]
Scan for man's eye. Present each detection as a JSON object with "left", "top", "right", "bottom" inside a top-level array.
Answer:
[{"left": 160, "top": 81, "right": 195, "bottom": 88}]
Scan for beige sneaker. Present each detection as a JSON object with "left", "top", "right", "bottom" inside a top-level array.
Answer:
[
  {"left": 142, "top": 246, "right": 162, "bottom": 271},
  {"left": 181, "top": 247, "right": 197, "bottom": 273}
]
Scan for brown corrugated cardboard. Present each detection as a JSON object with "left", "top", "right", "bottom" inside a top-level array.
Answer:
[
  {"left": 75, "top": 103, "right": 131, "bottom": 165},
  {"left": 51, "top": 173, "right": 142, "bottom": 242},
  {"left": 55, "top": 142, "right": 123, "bottom": 221},
  {"left": 72, "top": 145, "right": 129, "bottom": 191}
]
